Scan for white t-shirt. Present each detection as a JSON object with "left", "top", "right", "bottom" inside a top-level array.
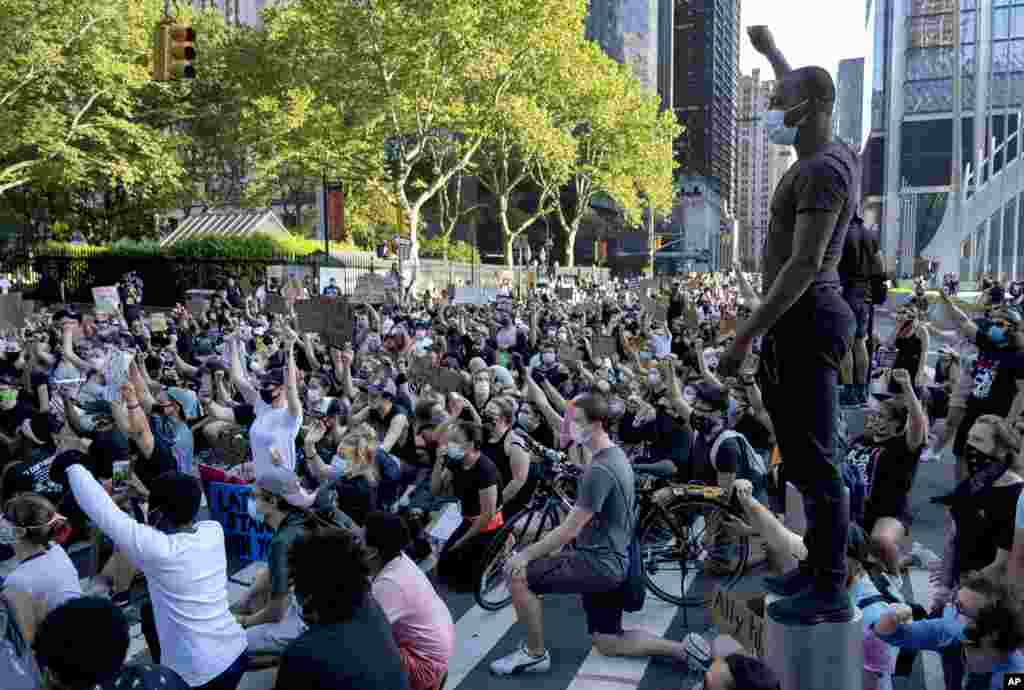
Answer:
[
  {"left": 249, "top": 401, "right": 302, "bottom": 477},
  {"left": 4, "top": 544, "right": 83, "bottom": 615},
  {"left": 68, "top": 466, "right": 247, "bottom": 687}
]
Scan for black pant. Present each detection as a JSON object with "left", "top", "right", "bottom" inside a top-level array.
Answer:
[
  {"left": 760, "top": 285, "right": 854, "bottom": 585},
  {"left": 436, "top": 519, "right": 496, "bottom": 593}
]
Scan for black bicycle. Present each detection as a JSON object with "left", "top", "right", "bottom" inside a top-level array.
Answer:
[{"left": 473, "top": 442, "right": 750, "bottom": 610}]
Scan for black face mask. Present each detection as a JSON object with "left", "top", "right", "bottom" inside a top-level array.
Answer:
[
  {"left": 963, "top": 444, "right": 1002, "bottom": 477},
  {"left": 260, "top": 387, "right": 279, "bottom": 405},
  {"left": 147, "top": 506, "right": 175, "bottom": 533}
]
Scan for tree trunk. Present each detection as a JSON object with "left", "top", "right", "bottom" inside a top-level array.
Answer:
[
  {"left": 563, "top": 223, "right": 579, "bottom": 268},
  {"left": 406, "top": 206, "right": 420, "bottom": 263},
  {"left": 497, "top": 195, "right": 515, "bottom": 268}
]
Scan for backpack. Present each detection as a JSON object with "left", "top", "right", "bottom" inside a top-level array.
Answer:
[
  {"left": 710, "top": 431, "right": 768, "bottom": 493},
  {"left": 0, "top": 595, "right": 43, "bottom": 690}
]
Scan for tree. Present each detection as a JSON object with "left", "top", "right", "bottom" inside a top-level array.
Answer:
[
  {"left": 476, "top": 93, "right": 575, "bottom": 267},
  {"left": 250, "top": 0, "right": 586, "bottom": 265},
  {"left": 537, "top": 43, "right": 681, "bottom": 267},
  {"left": 0, "top": 0, "right": 184, "bottom": 200}
]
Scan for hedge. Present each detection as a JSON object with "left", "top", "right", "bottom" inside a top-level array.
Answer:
[{"left": 38, "top": 234, "right": 363, "bottom": 260}]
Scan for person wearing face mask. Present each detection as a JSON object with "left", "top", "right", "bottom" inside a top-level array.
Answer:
[
  {"left": 480, "top": 397, "right": 536, "bottom": 521},
  {"left": 273, "top": 528, "right": 410, "bottom": 690},
  {"left": 364, "top": 511, "right": 454, "bottom": 690},
  {"left": 430, "top": 423, "right": 502, "bottom": 594},
  {"left": 515, "top": 400, "right": 556, "bottom": 451},
  {"left": 494, "top": 394, "right": 695, "bottom": 676},
  {"left": 938, "top": 294, "right": 1024, "bottom": 482},
  {"left": 232, "top": 466, "right": 315, "bottom": 657},
  {"left": 55, "top": 456, "right": 248, "bottom": 690},
  {"left": 0, "top": 493, "right": 81, "bottom": 620},
  {"left": 619, "top": 359, "right": 692, "bottom": 480},
  {"left": 493, "top": 324, "right": 519, "bottom": 369},
  {"left": 469, "top": 369, "right": 494, "bottom": 411},
  {"left": 873, "top": 573, "right": 1006, "bottom": 690},
  {"left": 228, "top": 330, "right": 303, "bottom": 478},
  {"left": 718, "top": 25, "right": 862, "bottom": 626},
  {"left": 930, "top": 416, "right": 1024, "bottom": 690},
  {"left": 842, "top": 369, "right": 928, "bottom": 575}
]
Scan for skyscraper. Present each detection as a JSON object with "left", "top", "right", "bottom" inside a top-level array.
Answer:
[
  {"left": 585, "top": 0, "right": 668, "bottom": 106},
  {"left": 672, "top": 0, "right": 741, "bottom": 214},
  {"left": 736, "top": 69, "right": 794, "bottom": 270},
  {"left": 834, "top": 57, "right": 866, "bottom": 151}
]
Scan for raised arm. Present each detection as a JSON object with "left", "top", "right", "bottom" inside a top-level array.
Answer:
[{"left": 747, "top": 26, "right": 791, "bottom": 80}]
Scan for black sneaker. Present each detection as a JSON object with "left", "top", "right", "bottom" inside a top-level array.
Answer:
[
  {"left": 763, "top": 565, "right": 814, "bottom": 597},
  {"left": 767, "top": 583, "right": 854, "bottom": 625}
]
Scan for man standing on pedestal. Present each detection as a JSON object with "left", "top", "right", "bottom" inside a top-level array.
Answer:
[{"left": 719, "top": 26, "right": 859, "bottom": 625}]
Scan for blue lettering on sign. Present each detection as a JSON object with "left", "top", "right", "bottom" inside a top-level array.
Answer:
[{"left": 205, "top": 482, "right": 274, "bottom": 563}]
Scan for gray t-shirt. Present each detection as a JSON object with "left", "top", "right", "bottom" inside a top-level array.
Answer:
[{"left": 575, "top": 445, "right": 634, "bottom": 581}]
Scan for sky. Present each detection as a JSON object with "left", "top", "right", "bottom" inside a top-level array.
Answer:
[{"left": 738, "top": 0, "right": 869, "bottom": 84}]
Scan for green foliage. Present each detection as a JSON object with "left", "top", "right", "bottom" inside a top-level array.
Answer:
[
  {"left": 38, "top": 234, "right": 359, "bottom": 260},
  {"left": 419, "top": 235, "right": 479, "bottom": 263}
]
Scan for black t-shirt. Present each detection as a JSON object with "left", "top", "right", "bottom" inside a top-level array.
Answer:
[
  {"left": 274, "top": 596, "right": 411, "bottom": 690},
  {"left": 135, "top": 435, "right": 177, "bottom": 489},
  {"left": 893, "top": 333, "right": 924, "bottom": 379},
  {"left": 100, "top": 663, "right": 190, "bottom": 690},
  {"left": 0, "top": 398, "right": 35, "bottom": 438},
  {"left": 966, "top": 343, "right": 1024, "bottom": 415},
  {"left": 690, "top": 432, "right": 743, "bottom": 483},
  {"left": 958, "top": 482, "right": 1024, "bottom": 574},
  {"left": 838, "top": 218, "right": 881, "bottom": 287},
  {"left": 733, "top": 413, "right": 773, "bottom": 453},
  {"left": 332, "top": 474, "right": 377, "bottom": 526},
  {"left": 450, "top": 454, "right": 501, "bottom": 517},
  {"left": 846, "top": 434, "right": 924, "bottom": 520},
  {"left": 619, "top": 410, "right": 691, "bottom": 475},
  {"left": 764, "top": 141, "right": 859, "bottom": 290}
]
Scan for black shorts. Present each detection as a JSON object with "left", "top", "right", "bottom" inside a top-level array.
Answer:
[
  {"left": 863, "top": 502, "right": 912, "bottom": 535},
  {"left": 842, "top": 286, "right": 870, "bottom": 340},
  {"left": 526, "top": 552, "right": 625, "bottom": 635}
]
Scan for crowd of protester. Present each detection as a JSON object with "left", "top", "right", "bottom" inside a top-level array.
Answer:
[{"left": 0, "top": 260, "right": 1021, "bottom": 690}]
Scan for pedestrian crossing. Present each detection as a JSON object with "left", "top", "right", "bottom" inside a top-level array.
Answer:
[{"left": 122, "top": 557, "right": 942, "bottom": 690}]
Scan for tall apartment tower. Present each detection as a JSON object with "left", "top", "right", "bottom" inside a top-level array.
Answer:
[
  {"left": 834, "top": 57, "right": 866, "bottom": 152},
  {"left": 672, "top": 0, "right": 741, "bottom": 215},
  {"left": 736, "top": 69, "right": 794, "bottom": 270}
]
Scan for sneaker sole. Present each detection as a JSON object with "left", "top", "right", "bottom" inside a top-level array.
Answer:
[{"left": 491, "top": 658, "right": 551, "bottom": 676}]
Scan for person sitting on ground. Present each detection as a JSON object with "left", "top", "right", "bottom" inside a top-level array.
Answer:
[
  {"left": 1, "top": 493, "right": 81, "bottom": 619},
  {"left": 33, "top": 596, "right": 189, "bottom": 690},
  {"left": 364, "top": 511, "right": 454, "bottom": 690},
  {"left": 275, "top": 528, "right": 410, "bottom": 690},
  {"left": 232, "top": 465, "right": 315, "bottom": 657}
]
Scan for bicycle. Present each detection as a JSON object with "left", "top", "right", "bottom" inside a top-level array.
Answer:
[{"left": 473, "top": 441, "right": 750, "bottom": 611}]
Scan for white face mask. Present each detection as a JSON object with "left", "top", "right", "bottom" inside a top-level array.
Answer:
[
  {"left": 764, "top": 102, "right": 807, "bottom": 146},
  {"left": 542, "top": 352, "right": 556, "bottom": 365}
]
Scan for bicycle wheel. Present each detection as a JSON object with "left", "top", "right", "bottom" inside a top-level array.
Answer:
[
  {"left": 474, "top": 504, "right": 559, "bottom": 611},
  {"left": 638, "top": 496, "right": 750, "bottom": 607}
]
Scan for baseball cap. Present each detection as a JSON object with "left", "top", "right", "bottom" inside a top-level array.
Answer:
[
  {"left": 260, "top": 367, "right": 286, "bottom": 389},
  {"left": 255, "top": 466, "right": 317, "bottom": 509}
]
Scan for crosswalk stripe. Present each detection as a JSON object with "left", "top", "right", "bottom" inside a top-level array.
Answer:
[
  {"left": 564, "top": 570, "right": 689, "bottom": 690},
  {"left": 446, "top": 604, "right": 519, "bottom": 688},
  {"left": 907, "top": 569, "right": 945, "bottom": 690}
]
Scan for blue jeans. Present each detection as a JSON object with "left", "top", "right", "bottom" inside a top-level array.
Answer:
[{"left": 760, "top": 285, "right": 854, "bottom": 585}]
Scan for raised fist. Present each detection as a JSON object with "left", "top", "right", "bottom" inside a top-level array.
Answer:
[{"left": 747, "top": 26, "right": 776, "bottom": 56}]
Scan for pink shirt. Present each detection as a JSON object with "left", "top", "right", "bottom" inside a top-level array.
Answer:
[{"left": 372, "top": 553, "right": 455, "bottom": 667}]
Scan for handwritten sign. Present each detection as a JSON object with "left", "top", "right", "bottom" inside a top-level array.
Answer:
[
  {"left": 294, "top": 298, "right": 352, "bottom": 348},
  {"left": 266, "top": 294, "right": 289, "bottom": 315},
  {"left": 92, "top": 286, "right": 120, "bottom": 314},
  {"left": 352, "top": 274, "right": 390, "bottom": 305},
  {"left": 0, "top": 293, "right": 25, "bottom": 330},
  {"left": 590, "top": 335, "right": 616, "bottom": 361},
  {"left": 711, "top": 589, "right": 766, "bottom": 659},
  {"left": 206, "top": 481, "right": 274, "bottom": 564},
  {"left": 452, "top": 287, "right": 498, "bottom": 305}
]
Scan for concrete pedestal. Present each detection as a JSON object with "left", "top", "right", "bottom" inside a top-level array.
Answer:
[{"left": 765, "top": 594, "right": 864, "bottom": 690}]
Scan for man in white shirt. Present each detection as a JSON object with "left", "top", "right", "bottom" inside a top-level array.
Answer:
[{"left": 54, "top": 452, "right": 249, "bottom": 690}]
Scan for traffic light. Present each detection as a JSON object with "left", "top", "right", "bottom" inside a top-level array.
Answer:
[{"left": 152, "top": 20, "right": 195, "bottom": 81}]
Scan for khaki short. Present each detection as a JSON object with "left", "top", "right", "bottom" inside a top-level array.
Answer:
[{"left": 949, "top": 363, "right": 974, "bottom": 409}]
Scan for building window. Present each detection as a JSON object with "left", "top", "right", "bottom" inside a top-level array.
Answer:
[
  {"left": 909, "top": 15, "right": 955, "bottom": 47},
  {"left": 910, "top": 0, "right": 956, "bottom": 14}
]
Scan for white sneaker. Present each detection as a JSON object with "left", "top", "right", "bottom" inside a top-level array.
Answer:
[{"left": 490, "top": 643, "right": 551, "bottom": 676}]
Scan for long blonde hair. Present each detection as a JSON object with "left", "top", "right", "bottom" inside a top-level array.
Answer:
[{"left": 339, "top": 423, "right": 380, "bottom": 483}]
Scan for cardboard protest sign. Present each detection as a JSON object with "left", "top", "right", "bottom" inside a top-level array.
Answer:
[
  {"left": 265, "top": 294, "right": 289, "bottom": 315},
  {"left": 433, "top": 369, "right": 465, "bottom": 394},
  {"left": 92, "top": 286, "right": 120, "bottom": 314},
  {"left": 102, "top": 350, "right": 133, "bottom": 403},
  {"left": 591, "top": 335, "right": 618, "bottom": 360},
  {"left": 0, "top": 293, "right": 25, "bottom": 330},
  {"left": 352, "top": 274, "right": 390, "bottom": 305},
  {"left": 205, "top": 482, "right": 273, "bottom": 563},
  {"left": 711, "top": 588, "right": 766, "bottom": 659}
]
